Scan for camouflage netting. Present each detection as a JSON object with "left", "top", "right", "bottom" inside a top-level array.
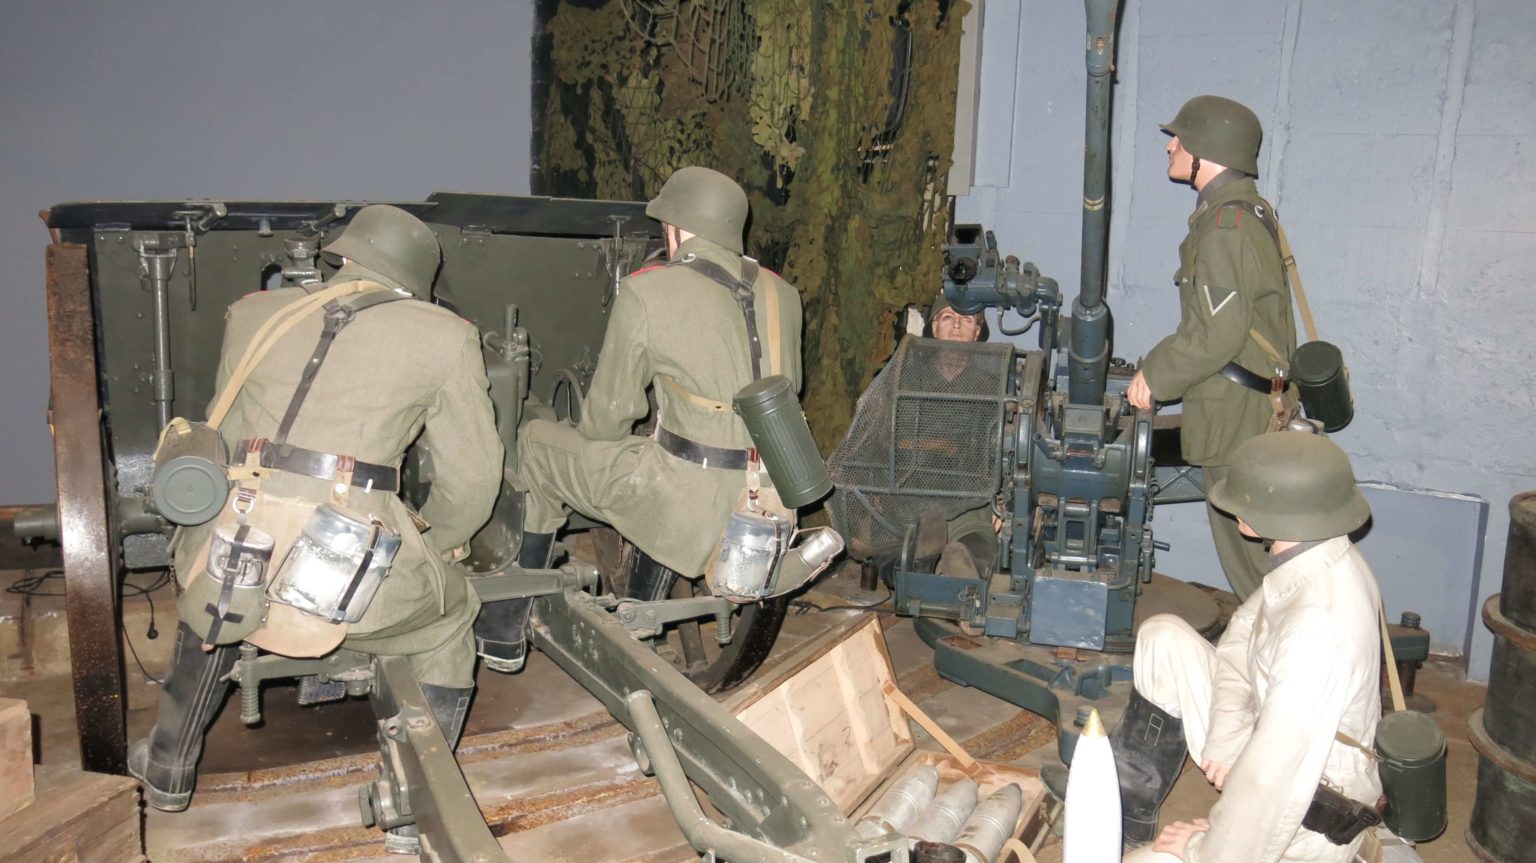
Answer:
[{"left": 532, "top": 0, "right": 966, "bottom": 457}]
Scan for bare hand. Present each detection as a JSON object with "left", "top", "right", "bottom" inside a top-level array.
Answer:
[
  {"left": 992, "top": 514, "right": 1004, "bottom": 535},
  {"left": 1127, "top": 370, "right": 1154, "bottom": 410},
  {"left": 1153, "top": 819, "right": 1211, "bottom": 861},
  {"left": 1200, "top": 759, "right": 1232, "bottom": 791}
]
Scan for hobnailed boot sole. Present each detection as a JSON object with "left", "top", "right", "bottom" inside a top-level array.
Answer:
[{"left": 127, "top": 739, "right": 194, "bottom": 812}]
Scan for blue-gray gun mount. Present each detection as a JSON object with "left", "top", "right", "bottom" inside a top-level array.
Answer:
[{"left": 829, "top": 0, "right": 1223, "bottom": 764}]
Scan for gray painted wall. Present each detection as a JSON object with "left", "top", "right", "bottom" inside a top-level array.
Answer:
[
  {"left": 957, "top": 0, "right": 1536, "bottom": 681},
  {"left": 0, "top": 0, "right": 533, "bottom": 504}
]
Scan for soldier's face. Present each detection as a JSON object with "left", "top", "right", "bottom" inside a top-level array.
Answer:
[
  {"left": 933, "top": 308, "right": 983, "bottom": 342},
  {"left": 1166, "top": 136, "right": 1195, "bottom": 182},
  {"left": 1237, "top": 517, "right": 1259, "bottom": 538}
]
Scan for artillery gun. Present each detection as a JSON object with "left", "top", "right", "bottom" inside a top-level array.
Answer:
[
  {"left": 23, "top": 194, "right": 902, "bottom": 862},
  {"left": 829, "top": 0, "right": 1222, "bottom": 763}
]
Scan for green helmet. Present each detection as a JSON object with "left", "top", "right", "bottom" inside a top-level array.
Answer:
[
  {"left": 1161, "top": 95, "right": 1263, "bottom": 176},
  {"left": 645, "top": 167, "right": 749, "bottom": 254},
  {"left": 321, "top": 204, "right": 442, "bottom": 298},
  {"left": 1208, "top": 432, "right": 1371, "bottom": 541}
]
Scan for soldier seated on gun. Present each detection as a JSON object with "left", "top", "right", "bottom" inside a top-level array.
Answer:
[
  {"left": 473, "top": 166, "right": 804, "bottom": 671},
  {"left": 869, "top": 293, "right": 1001, "bottom": 587},
  {"left": 129, "top": 206, "right": 501, "bottom": 855},
  {"left": 1044, "top": 432, "right": 1384, "bottom": 863}
]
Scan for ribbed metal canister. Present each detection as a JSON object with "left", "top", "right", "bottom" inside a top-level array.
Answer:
[{"left": 1468, "top": 493, "right": 1536, "bottom": 862}]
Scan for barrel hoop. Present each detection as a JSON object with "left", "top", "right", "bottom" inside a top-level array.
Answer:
[
  {"left": 1467, "top": 823, "right": 1514, "bottom": 863},
  {"left": 1467, "top": 707, "right": 1536, "bottom": 786},
  {"left": 1483, "top": 594, "right": 1536, "bottom": 653}
]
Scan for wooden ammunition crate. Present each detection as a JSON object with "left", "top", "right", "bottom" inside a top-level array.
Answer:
[
  {"left": 0, "top": 698, "right": 32, "bottom": 820},
  {"left": 0, "top": 765, "right": 144, "bottom": 863},
  {"left": 731, "top": 615, "right": 1048, "bottom": 848}
]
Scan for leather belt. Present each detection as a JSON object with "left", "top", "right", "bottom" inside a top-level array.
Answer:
[
  {"left": 656, "top": 427, "right": 750, "bottom": 471},
  {"left": 1220, "top": 361, "right": 1287, "bottom": 395},
  {"left": 236, "top": 439, "right": 399, "bottom": 492}
]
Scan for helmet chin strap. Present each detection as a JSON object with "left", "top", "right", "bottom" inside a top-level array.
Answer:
[{"left": 1189, "top": 156, "right": 1202, "bottom": 187}]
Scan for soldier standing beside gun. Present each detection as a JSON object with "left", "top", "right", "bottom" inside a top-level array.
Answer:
[
  {"left": 129, "top": 206, "right": 502, "bottom": 849},
  {"left": 475, "top": 166, "right": 803, "bottom": 672},
  {"left": 1117, "top": 432, "right": 1384, "bottom": 863},
  {"left": 1126, "top": 95, "right": 1299, "bottom": 600}
]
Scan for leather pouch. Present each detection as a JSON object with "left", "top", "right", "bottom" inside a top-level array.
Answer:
[{"left": 1302, "top": 782, "right": 1383, "bottom": 846}]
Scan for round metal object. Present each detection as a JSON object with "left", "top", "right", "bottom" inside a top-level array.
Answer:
[
  {"left": 1499, "top": 493, "right": 1536, "bottom": 632},
  {"left": 1468, "top": 707, "right": 1536, "bottom": 863},
  {"left": 152, "top": 455, "right": 230, "bottom": 525}
]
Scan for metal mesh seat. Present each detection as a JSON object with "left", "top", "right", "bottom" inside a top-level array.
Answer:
[{"left": 827, "top": 336, "right": 1013, "bottom": 559}]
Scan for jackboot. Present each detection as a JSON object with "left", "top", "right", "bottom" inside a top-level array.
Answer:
[
  {"left": 1041, "top": 689, "right": 1187, "bottom": 847},
  {"left": 384, "top": 683, "right": 475, "bottom": 854},
  {"left": 420, "top": 683, "right": 473, "bottom": 749},
  {"left": 474, "top": 532, "right": 554, "bottom": 673},
  {"left": 127, "top": 621, "right": 238, "bottom": 811},
  {"left": 623, "top": 548, "right": 678, "bottom": 601}
]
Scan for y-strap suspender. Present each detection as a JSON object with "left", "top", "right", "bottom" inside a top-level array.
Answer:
[
  {"left": 675, "top": 257, "right": 765, "bottom": 380},
  {"left": 272, "top": 288, "right": 406, "bottom": 444}
]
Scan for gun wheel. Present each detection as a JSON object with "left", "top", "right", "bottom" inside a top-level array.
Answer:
[{"left": 603, "top": 535, "right": 786, "bottom": 693}]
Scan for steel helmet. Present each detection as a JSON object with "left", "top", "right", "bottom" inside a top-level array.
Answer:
[
  {"left": 1161, "top": 95, "right": 1263, "bottom": 176},
  {"left": 321, "top": 204, "right": 442, "bottom": 299},
  {"left": 1208, "top": 432, "right": 1371, "bottom": 541},
  {"left": 645, "top": 167, "right": 750, "bottom": 253}
]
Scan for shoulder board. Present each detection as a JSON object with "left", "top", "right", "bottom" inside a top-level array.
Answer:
[
  {"left": 1213, "top": 202, "right": 1246, "bottom": 229},
  {"left": 1213, "top": 200, "right": 1280, "bottom": 244},
  {"left": 629, "top": 263, "right": 666, "bottom": 277}
]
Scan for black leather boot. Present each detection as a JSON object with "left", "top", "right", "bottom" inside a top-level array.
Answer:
[
  {"left": 420, "top": 683, "right": 473, "bottom": 748},
  {"left": 127, "top": 621, "right": 238, "bottom": 811},
  {"left": 623, "top": 548, "right": 678, "bottom": 601},
  {"left": 1041, "top": 689, "right": 1187, "bottom": 847},
  {"left": 474, "top": 532, "right": 554, "bottom": 673}
]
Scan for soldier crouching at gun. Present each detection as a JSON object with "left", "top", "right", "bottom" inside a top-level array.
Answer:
[
  {"left": 477, "top": 166, "right": 836, "bottom": 672},
  {"left": 130, "top": 206, "right": 502, "bottom": 853},
  {"left": 1047, "top": 432, "right": 1385, "bottom": 863}
]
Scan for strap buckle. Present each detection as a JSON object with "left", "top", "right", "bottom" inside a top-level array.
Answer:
[{"left": 321, "top": 300, "right": 356, "bottom": 332}]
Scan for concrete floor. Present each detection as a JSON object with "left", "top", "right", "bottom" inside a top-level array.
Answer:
[{"left": 0, "top": 565, "right": 1490, "bottom": 862}]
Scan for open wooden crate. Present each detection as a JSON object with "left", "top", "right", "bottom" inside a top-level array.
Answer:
[{"left": 730, "top": 615, "right": 1048, "bottom": 854}]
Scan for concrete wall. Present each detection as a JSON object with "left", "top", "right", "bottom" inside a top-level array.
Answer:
[
  {"left": 957, "top": 0, "right": 1536, "bottom": 681},
  {"left": 0, "top": 0, "right": 534, "bottom": 504}
]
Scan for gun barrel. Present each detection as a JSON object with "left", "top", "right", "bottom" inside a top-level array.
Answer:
[{"left": 1067, "top": 0, "right": 1122, "bottom": 406}]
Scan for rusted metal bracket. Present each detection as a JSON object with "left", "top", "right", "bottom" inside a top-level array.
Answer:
[{"left": 47, "top": 242, "right": 129, "bottom": 775}]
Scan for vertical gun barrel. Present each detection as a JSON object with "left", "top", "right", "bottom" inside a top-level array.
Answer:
[{"left": 1067, "top": 0, "right": 1122, "bottom": 406}]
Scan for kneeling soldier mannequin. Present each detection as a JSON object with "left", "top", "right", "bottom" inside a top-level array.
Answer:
[
  {"left": 1045, "top": 432, "right": 1383, "bottom": 863},
  {"left": 129, "top": 206, "right": 502, "bottom": 848},
  {"left": 475, "top": 166, "right": 803, "bottom": 672}
]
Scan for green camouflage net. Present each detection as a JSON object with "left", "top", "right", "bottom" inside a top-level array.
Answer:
[{"left": 533, "top": 0, "right": 966, "bottom": 456}]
